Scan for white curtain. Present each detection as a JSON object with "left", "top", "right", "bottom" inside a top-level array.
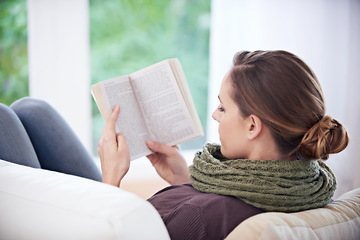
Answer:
[
  {"left": 208, "top": 0, "right": 360, "bottom": 197},
  {"left": 27, "top": 0, "right": 92, "bottom": 152}
]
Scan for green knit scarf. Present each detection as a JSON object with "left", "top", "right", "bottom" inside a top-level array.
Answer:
[{"left": 189, "top": 143, "right": 336, "bottom": 212}]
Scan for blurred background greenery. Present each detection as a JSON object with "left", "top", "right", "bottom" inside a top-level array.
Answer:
[
  {"left": 0, "top": 0, "right": 210, "bottom": 153},
  {"left": 90, "top": 0, "right": 210, "bottom": 152},
  {"left": 0, "top": 0, "right": 28, "bottom": 106}
]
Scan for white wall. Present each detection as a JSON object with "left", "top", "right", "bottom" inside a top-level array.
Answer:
[
  {"left": 208, "top": 0, "right": 360, "bottom": 196},
  {"left": 27, "top": 0, "right": 92, "bottom": 151}
]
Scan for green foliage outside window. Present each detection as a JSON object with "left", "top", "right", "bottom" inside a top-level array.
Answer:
[
  {"left": 0, "top": 0, "right": 28, "bottom": 106},
  {"left": 90, "top": 0, "right": 211, "bottom": 151},
  {"left": 0, "top": 0, "right": 210, "bottom": 152}
]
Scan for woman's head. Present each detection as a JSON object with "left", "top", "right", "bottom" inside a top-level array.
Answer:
[{"left": 214, "top": 50, "right": 348, "bottom": 160}]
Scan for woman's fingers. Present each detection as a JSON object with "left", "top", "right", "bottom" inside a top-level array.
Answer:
[
  {"left": 98, "top": 106, "right": 130, "bottom": 187},
  {"left": 117, "top": 133, "right": 130, "bottom": 154},
  {"left": 146, "top": 140, "right": 177, "bottom": 156},
  {"left": 99, "top": 106, "right": 120, "bottom": 147},
  {"left": 105, "top": 106, "right": 120, "bottom": 132}
]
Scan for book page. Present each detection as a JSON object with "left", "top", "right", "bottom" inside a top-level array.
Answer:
[
  {"left": 168, "top": 59, "right": 204, "bottom": 136},
  {"left": 130, "top": 61, "right": 198, "bottom": 145},
  {"left": 97, "top": 76, "right": 152, "bottom": 160}
]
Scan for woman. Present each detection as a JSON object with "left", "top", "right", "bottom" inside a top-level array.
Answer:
[
  {"left": 98, "top": 50, "right": 349, "bottom": 239},
  {"left": 0, "top": 50, "right": 349, "bottom": 239}
]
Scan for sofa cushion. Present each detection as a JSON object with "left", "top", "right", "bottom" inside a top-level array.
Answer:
[
  {"left": 0, "top": 160, "right": 170, "bottom": 240},
  {"left": 225, "top": 188, "right": 360, "bottom": 240}
]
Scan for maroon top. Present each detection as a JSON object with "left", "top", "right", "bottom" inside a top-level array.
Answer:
[{"left": 147, "top": 184, "right": 264, "bottom": 240}]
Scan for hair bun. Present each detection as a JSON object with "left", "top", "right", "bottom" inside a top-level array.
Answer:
[{"left": 298, "top": 115, "right": 349, "bottom": 160}]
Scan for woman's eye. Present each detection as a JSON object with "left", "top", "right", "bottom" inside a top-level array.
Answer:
[{"left": 218, "top": 106, "right": 225, "bottom": 112}]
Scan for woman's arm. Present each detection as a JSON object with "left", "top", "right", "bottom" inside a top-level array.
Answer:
[
  {"left": 97, "top": 106, "right": 130, "bottom": 187},
  {"left": 146, "top": 140, "right": 190, "bottom": 185}
]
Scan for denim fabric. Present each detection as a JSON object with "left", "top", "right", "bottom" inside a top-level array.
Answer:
[{"left": 0, "top": 97, "right": 102, "bottom": 181}]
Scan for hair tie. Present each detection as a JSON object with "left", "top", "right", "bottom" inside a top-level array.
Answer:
[{"left": 296, "top": 151, "right": 305, "bottom": 161}]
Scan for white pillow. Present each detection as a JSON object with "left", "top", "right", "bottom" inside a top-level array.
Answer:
[{"left": 0, "top": 160, "right": 170, "bottom": 240}]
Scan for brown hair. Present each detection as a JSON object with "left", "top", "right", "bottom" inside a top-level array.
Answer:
[{"left": 229, "top": 50, "right": 349, "bottom": 160}]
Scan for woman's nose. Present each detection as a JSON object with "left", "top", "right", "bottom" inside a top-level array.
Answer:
[{"left": 212, "top": 110, "right": 219, "bottom": 122}]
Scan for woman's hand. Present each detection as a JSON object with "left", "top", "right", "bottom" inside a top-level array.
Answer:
[
  {"left": 146, "top": 140, "right": 190, "bottom": 185},
  {"left": 98, "top": 106, "right": 130, "bottom": 187}
]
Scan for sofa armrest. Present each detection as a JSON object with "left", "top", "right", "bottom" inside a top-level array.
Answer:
[{"left": 0, "top": 160, "right": 170, "bottom": 240}]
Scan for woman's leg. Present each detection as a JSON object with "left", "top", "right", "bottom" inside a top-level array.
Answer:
[
  {"left": 10, "top": 97, "right": 102, "bottom": 181},
  {"left": 0, "top": 103, "right": 41, "bottom": 168}
]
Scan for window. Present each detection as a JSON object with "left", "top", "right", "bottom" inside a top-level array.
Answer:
[
  {"left": 0, "top": 0, "right": 28, "bottom": 106},
  {"left": 3, "top": 0, "right": 210, "bottom": 157},
  {"left": 90, "top": 0, "right": 211, "bottom": 153}
]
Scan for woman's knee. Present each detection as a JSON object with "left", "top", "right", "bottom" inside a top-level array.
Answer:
[
  {"left": 10, "top": 97, "right": 53, "bottom": 116},
  {"left": 0, "top": 100, "right": 42, "bottom": 168},
  {"left": 0, "top": 103, "right": 19, "bottom": 122}
]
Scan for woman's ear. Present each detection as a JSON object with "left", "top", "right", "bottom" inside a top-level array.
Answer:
[{"left": 247, "top": 114, "right": 262, "bottom": 140}]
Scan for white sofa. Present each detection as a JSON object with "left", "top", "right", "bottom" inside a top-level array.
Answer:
[
  {"left": 226, "top": 187, "right": 360, "bottom": 240},
  {"left": 0, "top": 159, "right": 359, "bottom": 240},
  {"left": 0, "top": 160, "right": 170, "bottom": 240}
]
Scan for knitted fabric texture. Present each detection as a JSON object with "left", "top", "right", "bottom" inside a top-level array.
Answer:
[{"left": 189, "top": 143, "right": 336, "bottom": 212}]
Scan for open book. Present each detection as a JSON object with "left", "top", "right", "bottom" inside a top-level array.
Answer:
[{"left": 91, "top": 58, "right": 204, "bottom": 160}]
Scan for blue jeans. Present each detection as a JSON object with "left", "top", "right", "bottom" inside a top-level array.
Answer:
[{"left": 0, "top": 97, "right": 102, "bottom": 181}]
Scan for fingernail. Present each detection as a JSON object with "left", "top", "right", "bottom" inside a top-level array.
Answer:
[{"left": 146, "top": 140, "right": 154, "bottom": 147}]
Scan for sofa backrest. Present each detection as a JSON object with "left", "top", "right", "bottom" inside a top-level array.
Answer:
[
  {"left": 225, "top": 187, "right": 360, "bottom": 240},
  {"left": 0, "top": 160, "right": 170, "bottom": 240}
]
